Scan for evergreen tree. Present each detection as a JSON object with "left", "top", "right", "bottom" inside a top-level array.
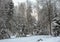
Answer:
[
  {"left": 52, "top": 17, "right": 60, "bottom": 36},
  {"left": 0, "top": 0, "right": 14, "bottom": 39}
]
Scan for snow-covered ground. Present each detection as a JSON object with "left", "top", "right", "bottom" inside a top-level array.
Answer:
[{"left": 0, "top": 35, "right": 60, "bottom": 42}]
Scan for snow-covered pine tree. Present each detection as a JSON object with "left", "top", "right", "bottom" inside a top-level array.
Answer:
[
  {"left": 52, "top": 17, "right": 60, "bottom": 36},
  {"left": 0, "top": 0, "right": 14, "bottom": 39},
  {"left": 6, "top": 0, "right": 14, "bottom": 32}
]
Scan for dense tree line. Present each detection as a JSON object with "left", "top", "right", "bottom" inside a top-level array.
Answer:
[{"left": 0, "top": 0, "right": 60, "bottom": 40}]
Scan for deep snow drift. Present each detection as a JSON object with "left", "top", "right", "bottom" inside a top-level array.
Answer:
[{"left": 0, "top": 35, "right": 60, "bottom": 42}]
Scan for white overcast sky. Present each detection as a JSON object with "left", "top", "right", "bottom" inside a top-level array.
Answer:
[{"left": 13, "top": 0, "right": 36, "bottom": 6}]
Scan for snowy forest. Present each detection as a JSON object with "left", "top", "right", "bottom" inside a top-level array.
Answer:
[{"left": 0, "top": 0, "right": 60, "bottom": 40}]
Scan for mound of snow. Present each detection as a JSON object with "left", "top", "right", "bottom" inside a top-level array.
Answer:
[{"left": 0, "top": 35, "right": 60, "bottom": 42}]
